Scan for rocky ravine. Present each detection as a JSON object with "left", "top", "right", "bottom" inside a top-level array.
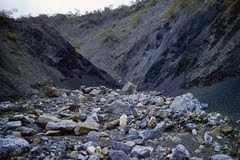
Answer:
[
  {"left": 40, "top": 0, "right": 240, "bottom": 118},
  {"left": 0, "top": 83, "right": 239, "bottom": 159}
]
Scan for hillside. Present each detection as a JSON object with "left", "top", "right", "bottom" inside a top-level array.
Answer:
[
  {"left": 37, "top": 0, "right": 240, "bottom": 117},
  {"left": 0, "top": 17, "right": 118, "bottom": 101}
]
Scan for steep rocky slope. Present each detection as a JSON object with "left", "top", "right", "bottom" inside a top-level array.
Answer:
[
  {"left": 40, "top": 0, "right": 240, "bottom": 117},
  {"left": 0, "top": 17, "right": 118, "bottom": 101}
]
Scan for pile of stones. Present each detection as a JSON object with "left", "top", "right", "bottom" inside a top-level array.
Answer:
[{"left": 0, "top": 82, "right": 239, "bottom": 159}]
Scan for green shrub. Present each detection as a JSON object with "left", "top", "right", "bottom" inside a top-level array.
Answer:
[
  {"left": 5, "top": 31, "right": 17, "bottom": 42},
  {"left": 100, "top": 29, "right": 119, "bottom": 43},
  {"left": 160, "top": 0, "right": 193, "bottom": 20},
  {"left": 144, "top": 0, "right": 159, "bottom": 12},
  {"left": 227, "top": 0, "right": 236, "bottom": 6},
  {"left": 132, "top": 12, "right": 143, "bottom": 27}
]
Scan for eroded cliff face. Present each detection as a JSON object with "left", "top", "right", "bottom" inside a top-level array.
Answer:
[
  {"left": 41, "top": 0, "right": 240, "bottom": 116},
  {"left": 0, "top": 18, "right": 118, "bottom": 101}
]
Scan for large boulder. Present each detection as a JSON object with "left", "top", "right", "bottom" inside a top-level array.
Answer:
[
  {"left": 0, "top": 136, "right": 31, "bottom": 158},
  {"left": 103, "top": 100, "right": 133, "bottom": 115},
  {"left": 170, "top": 93, "right": 203, "bottom": 112},
  {"left": 121, "top": 82, "right": 137, "bottom": 94},
  {"left": 211, "top": 154, "right": 233, "bottom": 160},
  {"left": 140, "top": 122, "right": 165, "bottom": 141},
  {"left": 37, "top": 114, "right": 60, "bottom": 124},
  {"left": 74, "top": 122, "right": 99, "bottom": 135},
  {"left": 45, "top": 120, "right": 77, "bottom": 131},
  {"left": 108, "top": 150, "right": 129, "bottom": 160},
  {"left": 170, "top": 144, "right": 190, "bottom": 160},
  {"left": 131, "top": 145, "right": 154, "bottom": 158}
]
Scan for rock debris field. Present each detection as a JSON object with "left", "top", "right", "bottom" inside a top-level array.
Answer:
[{"left": 0, "top": 83, "right": 239, "bottom": 160}]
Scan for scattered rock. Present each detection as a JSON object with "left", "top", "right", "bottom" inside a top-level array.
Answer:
[
  {"left": 120, "top": 114, "right": 128, "bottom": 127},
  {"left": 170, "top": 144, "right": 190, "bottom": 160},
  {"left": 170, "top": 93, "right": 202, "bottom": 112},
  {"left": 107, "top": 119, "right": 120, "bottom": 129},
  {"left": 112, "top": 141, "right": 134, "bottom": 154},
  {"left": 140, "top": 122, "right": 165, "bottom": 141},
  {"left": 220, "top": 123, "right": 233, "bottom": 134},
  {"left": 0, "top": 136, "right": 31, "bottom": 158},
  {"left": 7, "top": 121, "right": 22, "bottom": 128},
  {"left": 121, "top": 82, "right": 137, "bottom": 94},
  {"left": 37, "top": 114, "right": 60, "bottom": 124},
  {"left": 155, "top": 97, "right": 165, "bottom": 106},
  {"left": 89, "top": 155, "right": 100, "bottom": 160},
  {"left": 45, "top": 120, "right": 77, "bottom": 131},
  {"left": 16, "top": 126, "right": 37, "bottom": 136},
  {"left": 148, "top": 116, "right": 157, "bottom": 128},
  {"left": 74, "top": 122, "right": 99, "bottom": 135},
  {"left": 79, "top": 94, "right": 88, "bottom": 103},
  {"left": 131, "top": 145, "right": 154, "bottom": 158},
  {"left": 108, "top": 150, "right": 129, "bottom": 160},
  {"left": 211, "top": 154, "right": 233, "bottom": 160}
]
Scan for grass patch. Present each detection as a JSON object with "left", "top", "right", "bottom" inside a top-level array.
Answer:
[
  {"left": 160, "top": 0, "right": 193, "bottom": 21},
  {"left": 100, "top": 29, "right": 120, "bottom": 43},
  {"left": 5, "top": 31, "right": 17, "bottom": 42},
  {"left": 144, "top": 0, "right": 159, "bottom": 12},
  {"left": 131, "top": 12, "right": 143, "bottom": 28}
]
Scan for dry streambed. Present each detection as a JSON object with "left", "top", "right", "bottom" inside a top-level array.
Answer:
[{"left": 0, "top": 83, "right": 239, "bottom": 159}]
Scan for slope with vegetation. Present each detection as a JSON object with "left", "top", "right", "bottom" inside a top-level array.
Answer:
[{"left": 0, "top": 16, "right": 118, "bottom": 101}]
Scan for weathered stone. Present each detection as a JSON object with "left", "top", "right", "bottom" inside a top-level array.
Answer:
[
  {"left": 211, "top": 154, "right": 233, "bottom": 160},
  {"left": 87, "top": 131, "right": 100, "bottom": 140},
  {"left": 220, "top": 123, "right": 233, "bottom": 134},
  {"left": 90, "top": 89, "right": 101, "bottom": 96},
  {"left": 131, "top": 145, "right": 154, "bottom": 158},
  {"left": 170, "top": 93, "right": 203, "bottom": 112},
  {"left": 74, "top": 122, "right": 99, "bottom": 135},
  {"left": 107, "top": 119, "right": 120, "bottom": 129},
  {"left": 204, "top": 131, "right": 213, "bottom": 144},
  {"left": 40, "top": 86, "right": 60, "bottom": 98},
  {"left": 155, "top": 97, "right": 165, "bottom": 106},
  {"left": 13, "top": 114, "right": 24, "bottom": 120},
  {"left": 79, "top": 94, "right": 87, "bottom": 103},
  {"left": 211, "top": 126, "right": 221, "bottom": 138},
  {"left": 121, "top": 82, "right": 137, "bottom": 94},
  {"left": 16, "top": 126, "right": 37, "bottom": 136},
  {"left": 108, "top": 150, "right": 129, "bottom": 160},
  {"left": 70, "top": 151, "right": 79, "bottom": 159},
  {"left": 148, "top": 116, "right": 157, "bottom": 128},
  {"left": 0, "top": 136, "right": 31, "bottom": 158},
  {"left": 89, "top": 155, "right": 100, "bottom": 160},
  {"left": 102, "top": 147, "right": 109, "bottom": 155},
  {"left": 104, "top": 100, "right": 132, "bottom": 115},
  {"left": 7, "top": 121, "right": 22, "bottom": 128},
  {"left": 37, "top": 114, "right": 60, "bottom": 124},
  {"left": 120, "top": 114, "right": 128, "bottom": 127},
  {"left": 44, "top": 130, "right": 62, "bottom": 136},
  {"left": 87, "top": 146, "right": 96, "bottom": 154},
  {"left": 112, "top": 141, "right": 134, "bottom": 154},
  {"left": 170, "top": 144, "right": 190, "bottom": 160},
  {"left": 45, "top": 120, "right": 77, "bottom": 131},
  {"left": 140, "top": 122, "right": 165, "bottom": 141}
]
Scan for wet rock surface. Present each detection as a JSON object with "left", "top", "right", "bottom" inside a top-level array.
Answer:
[{"left": 0, "top": 86, "right": 239, "bottom": 159}]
